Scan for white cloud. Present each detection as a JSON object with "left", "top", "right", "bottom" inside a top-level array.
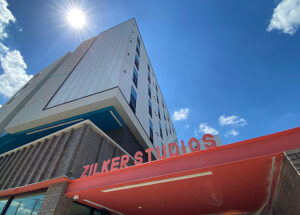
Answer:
[
  {"left": 0, "top": 0, "right": 16, "bottom": 39},
  {"left": 0, "top": 104, "right": 2, "bottom": 108},
  {"left": 267, "top": 0, "right": 300, "bottom": 35},
  {"left": 172, "top": 108, "right": 190, "bottom": 121},
  {"left": 197, "top": 123, "right": 219, "bottom": 135},
  {"left": 0, "top": 0, "right": 32, "bottom": 98},
  {"left": 219, "top": 115, "right": 247, "bottom": 127},
  {"left": 0, "top": 48, "right": 32, "bottom": 97},
  {"left": 225, "top": 129, "right": 239, "bottom": 137}
]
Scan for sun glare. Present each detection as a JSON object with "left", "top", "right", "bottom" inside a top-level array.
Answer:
[{"left": 67, "top": 8, "right": 86, "bottom": 29}]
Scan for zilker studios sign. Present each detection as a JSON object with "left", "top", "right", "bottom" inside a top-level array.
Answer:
[{"left": 81, "top": 134, "right": 217, "bottom": 178}]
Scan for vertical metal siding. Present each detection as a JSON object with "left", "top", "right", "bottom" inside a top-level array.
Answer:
[{"left": 46, "top": 20, "right": 133, "bottom": 108}]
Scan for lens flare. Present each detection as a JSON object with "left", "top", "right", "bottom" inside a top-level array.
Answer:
[{"left": 67, "top": 8, "right": 86, "bottom": 29}]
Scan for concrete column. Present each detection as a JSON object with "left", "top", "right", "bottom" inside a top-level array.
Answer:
[{"left": 38, "top": 181, "right": 73, "bottom": 215}]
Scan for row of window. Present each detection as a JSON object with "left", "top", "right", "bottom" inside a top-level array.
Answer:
[
  {"left": 129, "top": 35, "right": 142, "bottom": 113},
  {"left": 128, "top": 34, "right": 175, "bottom": 145},
  {"left": 149, "top": 69, "right": 175, "bottom": 135},
  {"left": 0, "top": 192, "right": 44, "bottom": 215}
]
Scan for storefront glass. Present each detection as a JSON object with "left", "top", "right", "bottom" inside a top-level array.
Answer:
[
  {"left": 69, "top": 202, "right": 111, "bottom": 215},
  {"left": 0, "top": 199, "right": 8, "bottom": 213},
  {"left": 69, "top": 203, "right": 91, "bottom": 215},
  {"left": 4, "top": 193, "right": 44, "bottom": 215}
]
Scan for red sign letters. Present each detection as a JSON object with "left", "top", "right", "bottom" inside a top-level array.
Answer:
[{"left": 81, "top": 134, "right": 216, "bottom": 178}]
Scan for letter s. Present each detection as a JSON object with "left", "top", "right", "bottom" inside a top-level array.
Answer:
[
  {"left": 203, "top": 134, "right": 216, "bottom": 148},
  {"left": 134, "top": 151, "right": 143, "bottom": 165}
]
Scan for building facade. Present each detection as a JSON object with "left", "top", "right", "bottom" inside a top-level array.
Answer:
[
  {"left": 0, "top": 19, "right": 300, "bottom": 215},
  {"left": 0, "top": 18, "right": 177, "bottom": 157}
]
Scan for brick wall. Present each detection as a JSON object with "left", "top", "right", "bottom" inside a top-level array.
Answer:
[{"left": 37, "top": 182, "right": 73, "bottom": 215}]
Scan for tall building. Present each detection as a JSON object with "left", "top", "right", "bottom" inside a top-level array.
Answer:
[
  {"left": 0, "top": 18, "right": 177, "bottom": 157},
  {"left": 0, "top": 19, "right": 300, "bottom": 215}
]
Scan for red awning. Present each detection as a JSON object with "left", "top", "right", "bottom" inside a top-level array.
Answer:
[{"left": 65, "top": 127, "right": 300, "bottom": 215}]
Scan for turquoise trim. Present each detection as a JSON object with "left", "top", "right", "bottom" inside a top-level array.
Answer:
[{"left": 0, "top": 106, "right": 125, "bottom": 154}]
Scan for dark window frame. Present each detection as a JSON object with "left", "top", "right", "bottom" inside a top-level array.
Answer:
[
  {"left": 158, "top": 107, "right": 161, "bottom": 120},
  {"left": 132, "top": 67, "right": 138, "bottom": 88},
  {"left": 149, "top": 120, "right": 153, "bottom": 143},
  {"left": 134, "top": 54, "right": 139, "bottom": 70},
  {"left": 148, "top": 99, "right": 152, "bottom": 117},
  {"left": 148, "top": 84, "right": 151, "bottom": 98},
  {"left": 136, "top": 44, "right": 140, "bottom": 57},
  {"left": 130, "top": 87, "right": 137, "bottom": 113},
  {"left": 148, "top": 72, "right": 151, "bottom": 83},
  {"left": 137, "top": 36, "right": 141, "bottom": 47},
  {"left": 159, "top": 122, "right": 163, "bottom": 139}
]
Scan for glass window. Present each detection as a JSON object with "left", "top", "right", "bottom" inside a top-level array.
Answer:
[
  {"left": 134, "top": 54, "right": 139, "bottom": 70},
  {"left": 148, "top": 100, "right": 152, "bottom": 117},
  {"left": 149, "top": 120, "right": 153, "bottom": 143},
  {"left": 159, "top": 123, "right": 163, "bottom": 138},
  {"left": 132, "top": 67, "right": 138, "bottom": 88},
  {"left": 0, "top": 199, "right": 8, "bottom": 213},
  {"left": 156, "top": 84, "right": 158, "bottom": 92},
  {"left": 148, "top": 84, "right": 151, "bottom": 98},
  {"left": 136, "top": 44, "right": 140, "bottom": 57},
  {"left": 148, "top": 72, "right": 151, "bottom": 83},
  {"left": 5, "top": 193, "right": 45, "bottom": 215},
  {"left": 130, "top": 87, "right": 137, "bottom": 113},
  {"left": 158, "top": 107, "right": 161, "bottom": 120},
  {"left": 147, "top": 63, "right": 150, "bottom": 72},
  {"left": 69, "top": 202, "right": 91, "bottom": 215},
  {"left": 137, "top": 36, "right": 141, "bottom": 47},
  {"left": 159, "top": 122, "right": 163, "bottom": 139},
  {"left": 166, "top": 125, "right": 168, "bottom": 137},
  {"left": 156, "top": 94, "right": 159, "bottom": 104}
]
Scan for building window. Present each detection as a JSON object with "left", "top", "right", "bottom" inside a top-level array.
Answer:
[
  {"left": 0, "top": 199, "right": 8, "bottom": 213},
  {"left": 158, "top": 107, "right": 161, "bottom": 120},
  {"left": 159, "top": 122, "right": 163, "bottom": 139},
  {"left": 166, "top": 125, "right": 169, "bottom": 137},
  {"left": 156, "top": 84, "right": 158, "bottom": 92},
  {"left": 148, "top": 84, "right": 152, "bottom": 98},
  {"left": 4, "top": 193, "right": 45, "bottom": 215},
  {"left": 156, "top": 93, "right": 159, "bottom": 104},
  {"left": 164, "top": 112, "right": 166, "bottom": 121},
  {"left": 149, "top": 120, "right": 153, "bottom": 143},
  {"left": 137, "top": 36, "right": 141, "bottom": 47},
  {"left": 136, "top": 44, "right": 140, "bottom": 57},
  {"left": 134, "top": 54, "right": 139, "bottom": 70},
  {"left": 132, "top": 67, "right": 138, "bottom": 88},
  {"left": 148, "top": 72, "right": 151, "bottom": 83},
  {"left": 70, "top": 202, "right": 107, "bottom": 215},
  {"left": 162, "top": 102, "right": 165, "bottom": 109},
  {"left": 148, "top": 99, "right": 152, "bottom": 117},
  {"left": 147, "top": 63, "right": 150, "bottom": 72},
  {"left": 130, "top": 87, "right": 137, "bottom": 113}
]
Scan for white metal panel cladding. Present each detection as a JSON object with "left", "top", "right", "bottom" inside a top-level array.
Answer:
[
  {"left": 46, "top": 20, "right": 132, "bottom": 108},
  {"left": 118, "top": 20, "right": 178, "bottom": 153}
]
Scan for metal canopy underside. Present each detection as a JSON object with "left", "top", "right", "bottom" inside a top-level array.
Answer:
[{"left": 66, "top": 154, "right": 282, "bottom": 215}]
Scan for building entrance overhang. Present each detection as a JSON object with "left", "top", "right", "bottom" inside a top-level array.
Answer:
[{"left": 65, "top": 127, "right": 300, "bottom": 215}]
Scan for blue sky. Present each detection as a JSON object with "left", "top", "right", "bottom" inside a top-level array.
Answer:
[{"left": 0, "top": 0, "right": 300, "bottom": 145}]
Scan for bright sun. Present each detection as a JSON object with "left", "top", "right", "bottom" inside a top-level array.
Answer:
[{"left": 67, "top": 8, "right": 86, "bottom": 29}]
